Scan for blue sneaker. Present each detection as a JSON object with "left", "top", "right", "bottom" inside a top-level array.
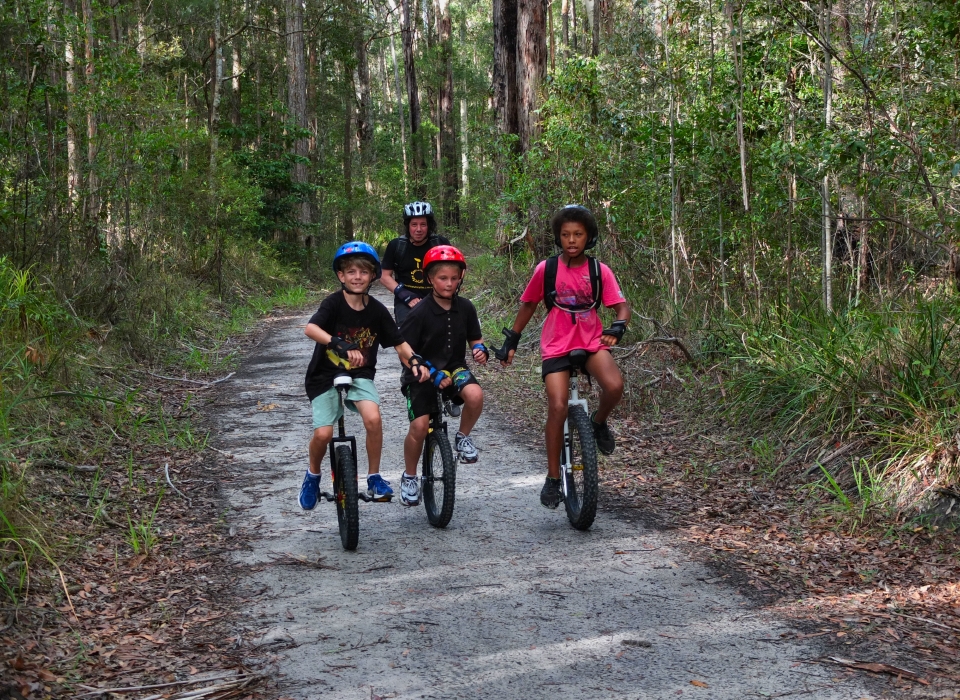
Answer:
[
  {"left": 366, "top": 473, "right": 394, "bottom": 501},
  {"left": 299, "top": 470, "right": 321, "bottom": 510}
]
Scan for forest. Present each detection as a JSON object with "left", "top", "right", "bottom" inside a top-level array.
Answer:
[{"left": 2, "top": 0, "right": 960, "bottom": 692}]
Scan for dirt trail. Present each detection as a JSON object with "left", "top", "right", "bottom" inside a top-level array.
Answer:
[{"left": 214, "top": 290, "right": 871, "bottom": 699}]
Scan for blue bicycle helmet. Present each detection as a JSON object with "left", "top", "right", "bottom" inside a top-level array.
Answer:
[{"left": 332, "top": 241, "right": 382, "bottom": 280}]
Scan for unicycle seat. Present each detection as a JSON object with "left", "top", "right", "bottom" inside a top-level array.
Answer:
[
  {"left": 568, "top": 349, "right": 588, "bottom": 373},
  {"left": 333, "top": 373, "right": 353, "bottom": 388}
]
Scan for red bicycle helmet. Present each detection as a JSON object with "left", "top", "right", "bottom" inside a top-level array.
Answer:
[{"left": 423, "top": 245, "right": 466, "bottom": 275}]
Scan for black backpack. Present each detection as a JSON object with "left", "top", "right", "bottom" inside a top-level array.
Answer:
[{"left": 543, "top": 255, "right": 603, "bottom": 322}]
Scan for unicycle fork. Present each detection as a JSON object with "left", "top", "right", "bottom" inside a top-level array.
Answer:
[{"left": 318, "top": 374, "right": 392, "bottom": 551}]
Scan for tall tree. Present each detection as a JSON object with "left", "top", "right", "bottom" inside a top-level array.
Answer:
[
  {"left": 401, "top": 0, "right": 425, "bottom": 188},
  {"left": 286, "top": 0, "right": 310, "bottom": 242},
  {"left": 493, "top": 0, "right": 519, "bottom": 143},
  {"left": 437, "top": 0, "right": 458, "bottom": 225},
  {"left": 517, "top": 0, "right": 547, "bottom": 154}
]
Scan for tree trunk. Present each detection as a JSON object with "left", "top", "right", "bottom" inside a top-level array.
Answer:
[
  {"left": 388, "top": 21, "right": 409, "bottom": 194},
  {"left": 82, "top": 0, "right": 99, "bottom": 240},
  {"left": 437, "top": 0, "right": 458, "bottom": 226},
  {"left": 517, "top": 0, "right": 547, "bottom": 155},
  {"left": 585, "top": 0, "right": 598, "bottom": 56},
  {"left": 209, "top": 3, "right": 222, "bottom": 178},
  {"left": 459, "top": 13, "right": 469, "bottom": 199},
  {"left": 285, "top": 0, "right": 310, "bottom": 242},
  {"left": 355, "top": 34, "right": 374, "bottom": 168},
  {"left": 65, "top": 0, "right": 80, "bottom": 213},
  {"left": 821, "top": 0, "right": 833, "bottom": 312},
  {"left": 493, "top": 0, "right": 519, "bottom": 143},
  {"left": 342, "top": 70, "right": 355, "bottom": 241},
  {"left": 231, "top": 38, "right": 242, "bottom": 132},
  {"left": 726, "top": 0, "right": 749, "bottom": 213},
  {"left": 548, "top": 0, "right": 555, "bottom": 70},
  {"left": 401, "top": 0, "right": 425, "bottom": 185},
  {"left": 561, "top": 0, "right": 569, "bottom": 49}
]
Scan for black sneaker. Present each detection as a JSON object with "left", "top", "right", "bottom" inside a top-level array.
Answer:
[
  {"left": 591, "top": 411, "right": 616, "bottom": 455},
  {"left": 540, "top": 476, "right": 563, "bottom": 509}
]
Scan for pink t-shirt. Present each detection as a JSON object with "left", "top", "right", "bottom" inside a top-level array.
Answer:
[{"left": 520, "top": 258, "right": 626, "bottom": 360}]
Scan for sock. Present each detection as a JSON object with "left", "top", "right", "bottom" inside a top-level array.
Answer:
[{"left": 305, "top": 470, "right": 320, "bottom": 479}]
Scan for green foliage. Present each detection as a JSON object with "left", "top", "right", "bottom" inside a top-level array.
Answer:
[{"left": 720, "top": 297, "right": 960, "bottom": 509}]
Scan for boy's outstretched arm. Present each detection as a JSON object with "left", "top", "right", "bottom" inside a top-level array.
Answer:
[
  {"left": 499, "top": 301, "right": 538, "bottom": 367},
  {"left": 393, "top": 341, "right": 430, "bottom": 382},
  {"left": 306, "top": 322, "right": 365, "bottom": 367},
  {"left": 600, "top": 301, "right": 631, "bottom": 347}
]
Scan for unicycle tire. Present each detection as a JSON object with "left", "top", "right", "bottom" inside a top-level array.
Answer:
[
  {"left": 422, "top": 430, "right": 456, "bottom": 528},
  {"left": 563, "top": 405, "right": 599, "bottom": 531},
  {"left": 333, "top": 444, "right": 360, "bottom": 550}
]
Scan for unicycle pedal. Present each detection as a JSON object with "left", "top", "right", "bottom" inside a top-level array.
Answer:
[{"left": 319, "top": 491, "right": 336, "bottom": 502}]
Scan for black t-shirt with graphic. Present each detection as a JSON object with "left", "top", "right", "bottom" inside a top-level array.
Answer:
[
  {"left": 305, "top": 292, "right": 404, "bottom": 400},
  {"left": 381, "top": 234, "right": 451, "bottom": 297},
  {"left": 398, "top": 295, "right": 482, "bottom": 386}
]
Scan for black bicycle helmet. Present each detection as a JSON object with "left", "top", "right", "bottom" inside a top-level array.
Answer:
[
  {"left": 403, "top": 201, "right": 437, "bottom": 235},
  {"left": 551, "top": 204, "right": 599, "bottom": 250}
]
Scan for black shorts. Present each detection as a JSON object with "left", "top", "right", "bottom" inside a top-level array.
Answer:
[
  {"left": 541, "top": 352, "right": 598, "bottom": 380},
  {"left": 403, "top": 369, "right": 480, "bottom": 420}
]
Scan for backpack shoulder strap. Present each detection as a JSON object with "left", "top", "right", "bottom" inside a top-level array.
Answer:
[
  {"left": 543, "top": 255, "right": 560, "bottom": 311},
  {"left": 392, "top": 234, "right": 409, "bottom": 265},
  {"left": 587, "top": 256, "right": 603, "bottom": 310}
]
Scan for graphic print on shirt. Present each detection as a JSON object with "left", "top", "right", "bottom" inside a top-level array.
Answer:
[
  {"left": 411, "top": 257, "right": 424, "bottom": 285},
  {"left": 325, "top": 325, "right": 376, "bottom": 369},
  {"left": 556, "top": 271, "right": 596, "bottom": 323}
]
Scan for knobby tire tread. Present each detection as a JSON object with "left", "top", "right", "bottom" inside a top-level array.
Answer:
[
  {"left": 423, "top": 431, "right": 457, "bottom": 528},
  {"left": 564, "top": 405, "right": 599, "bottom": 530},
  {"left": 334, "top": 444, "right": 360, "bottom": 550}
]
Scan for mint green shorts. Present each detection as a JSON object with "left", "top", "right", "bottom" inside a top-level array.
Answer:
[{"left": 311, "top": 377, "right": 380, "bottom": 429}]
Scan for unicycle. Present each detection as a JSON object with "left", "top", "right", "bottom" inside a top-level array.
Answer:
[
  {"left": 318, "top": 374, "right": 387, "bottom": 550},
  {"left": 421, "top": 387, "right": 457, "bottom": 528},
  {"left": 561, "top": 349, "right": 599, "bottom": 531}
]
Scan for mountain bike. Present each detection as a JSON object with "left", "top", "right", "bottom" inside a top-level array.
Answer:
[
  {"left": 420, "top": 386, "right": 457, "bottom": 528},
  {"left": 318, "top": 374, "right": 388, "bottom": 550},
  {"left": 561, "top": 349, "right": 599, "bottom": 531}
]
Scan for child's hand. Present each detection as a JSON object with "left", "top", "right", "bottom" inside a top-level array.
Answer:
[
  {"left": 600, "top": 334, "right": 617, "bottom": 347},
  {"left": 471, "top": 343, "right": 489, "bottom": 365},
  {"left": 438, "top": 376, "right": 453, "bottom": 389},
  {"left": 499, "top": 349, "right": 515, "bottom": 367},
  {"left": 347, "top": 349, "right": 365, "bottom": 366}
]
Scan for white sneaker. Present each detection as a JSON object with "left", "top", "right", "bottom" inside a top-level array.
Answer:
[
  {"left": 455, "top": 432, "right": 479, "bottom": 463},
  {"left": 400, "top": 473, "right": 420, "bottom": 506}
]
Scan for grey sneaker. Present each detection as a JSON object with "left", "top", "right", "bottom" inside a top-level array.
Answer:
[
  {"left": 455, "top": 432, "right": 479, "bottom": 463},
  {"left": 400, "top": 473, "right": 420, "bottom": 506}
]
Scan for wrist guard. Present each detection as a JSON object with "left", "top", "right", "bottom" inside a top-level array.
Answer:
[
  {"left": 494, "top": 328, "right": 521, "bottom": 362},
  {"left": 602, "top": 320, "right": 627, "bottom": 344},
  {"left": 328, "top": 336, "right": 360, "bottom": 359},
  {"left": 472, "top": 343, "right": 489, "bottom": 361},
  {"left": 409, "top": 353, "right": 426, "bottom": 380},
  {"left": 394, "top": 283, "right": 418, "bottom": 305}
]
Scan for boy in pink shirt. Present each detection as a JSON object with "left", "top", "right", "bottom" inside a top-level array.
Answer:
[{"left": 498, "top": 205, "right": 630, "bottom": 509}]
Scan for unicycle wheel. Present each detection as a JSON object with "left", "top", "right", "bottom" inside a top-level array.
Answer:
[
  {"left": 422, "top": 430, "right": 456, "bottom": 528},
  {"left": 333, "top": 444, "right": 360, "bottom": 550},
  {"left": 563, "top": 405, "right": 599, "bottom": 530}
]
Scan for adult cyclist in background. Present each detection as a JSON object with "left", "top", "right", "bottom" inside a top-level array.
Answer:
[{"left": 379, "top": 201, "right": 451, "bottom": 324}]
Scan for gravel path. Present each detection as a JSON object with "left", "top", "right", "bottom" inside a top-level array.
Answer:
[{"left": 215, "top": 291, "right": 872, "bottom": 699}]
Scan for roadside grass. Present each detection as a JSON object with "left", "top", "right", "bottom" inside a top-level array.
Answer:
[
  {"left": 0, "top": 251, "right": 318, "bottom": 608},
  {"left": 716, "top": 294, "right": 960, "bottom": 520}
]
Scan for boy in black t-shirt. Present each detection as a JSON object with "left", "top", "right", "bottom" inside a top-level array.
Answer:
[
  {"left": 398, "top": 245, "right": 488, "bottom": 507},
  {"left": 379, "top": 201, "right": 450, "bottom": 325},
  {"left": 300, "top": 242, "right": 421, "bottom": 509}
]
